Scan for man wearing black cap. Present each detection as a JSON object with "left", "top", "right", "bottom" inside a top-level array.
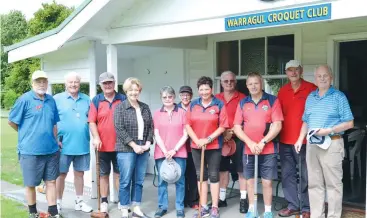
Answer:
[{"left": 178, "top": 85, "right": 199, "bottom": 209}]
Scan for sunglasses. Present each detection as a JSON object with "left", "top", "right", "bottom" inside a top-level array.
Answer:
[{"left": 223, "top": 80, "right": 235, "bottom": 84}]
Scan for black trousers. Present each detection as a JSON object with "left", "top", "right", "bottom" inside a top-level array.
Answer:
[{"left": 184, "top": 152, "right": 199, "bottom": 206}]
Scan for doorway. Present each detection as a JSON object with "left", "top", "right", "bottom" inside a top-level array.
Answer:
[{"left": 338, "top": 39, "right": 367, "bottom": 209}]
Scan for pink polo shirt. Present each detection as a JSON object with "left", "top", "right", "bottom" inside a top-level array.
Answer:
[{"left": 153, "top": 105, "right": 187, "bottom": 159}]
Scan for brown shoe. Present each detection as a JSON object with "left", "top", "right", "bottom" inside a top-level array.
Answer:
[
  {"left": 278, "top": 208, "right": 300, "bottom": 217},
  {"left": 302, "top": 212, "right": 310, "bottom": 218}
]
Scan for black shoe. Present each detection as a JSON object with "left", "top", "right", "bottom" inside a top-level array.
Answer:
[
  {"left": 154, "top": 208, "right": 167, "bottom": 218},
  {"left": 218, "top": 199, "right": 227, "bottom": 207},
  {"left": 239, "top": 198, "right": 248, "bottom": 214}
]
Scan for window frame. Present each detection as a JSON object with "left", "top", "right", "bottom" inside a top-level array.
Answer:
[{"left": 212, "top": 28, "right": 301, "bottom": 93}]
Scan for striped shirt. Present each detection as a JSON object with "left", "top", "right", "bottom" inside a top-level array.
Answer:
[{"left": 302, "top": 86, "right": 354, "bottom": 134}]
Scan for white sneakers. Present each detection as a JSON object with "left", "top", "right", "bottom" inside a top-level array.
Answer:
[
  {"left": 75, "top": 200, "right": 93, "bottom": 213},
  {"left": 100, "top": 202, "right": 109, "bottom": 213},
  {"left": 121, "top": 209, "right": 129, "bottom": 218},
  {"left": 57, "top": 200, "right": 93, "bottom": 213}
]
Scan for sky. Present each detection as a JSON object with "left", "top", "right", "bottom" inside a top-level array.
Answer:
[{"left": 0, "top": 0, "right": 85, "bottom": 20}]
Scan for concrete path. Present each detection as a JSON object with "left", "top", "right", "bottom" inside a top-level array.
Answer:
[{"left": 1, "top": 175, "right": 292, "bottom": 218}]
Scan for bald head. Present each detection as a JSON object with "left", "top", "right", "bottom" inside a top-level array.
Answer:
[
  {"left": 314, "top": 64, "right": 333, "bottom": 77},
  {"left": 314, "top": 64, "right": 333, "bottom": 90},
  {"left": 65, "top": 72, "right": 81, "bottom": 96}
]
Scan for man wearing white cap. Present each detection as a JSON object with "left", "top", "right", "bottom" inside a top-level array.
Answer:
[
  {"left": 8, "top": 70, "right": 61, "bottom": 218},
  {"left": 277, "top": 60, "right": 316, "bottom": 218}
]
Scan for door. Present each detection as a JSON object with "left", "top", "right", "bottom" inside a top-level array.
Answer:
[{"left": 338, "top": 40, "right": 367, "bottom": 209}]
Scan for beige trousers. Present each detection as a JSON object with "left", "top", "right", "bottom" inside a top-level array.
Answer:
[{"left": 306, "top": 138, "right": 344, "bottom": 218}]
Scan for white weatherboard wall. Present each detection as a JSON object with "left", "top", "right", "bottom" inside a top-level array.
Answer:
[
  {"left": 43, "top": 41, "right": 91, "bottom": 84},
  {"left": 131, "top": 48, "right": 186, "bottom": 174},
  {"left": 186, "top": 49, "right": 212, "bottom": 99}
]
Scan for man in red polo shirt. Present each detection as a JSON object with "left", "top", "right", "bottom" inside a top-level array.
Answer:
[
  {"left": 215, "top": 71, "right": 248, "bottom": 213},
  {"left": 233, "top": 72, "right": 283, "bottom": 218},
  {"left": 277, "top": 60, "right": 316, "bottom": 218},
  {"left": 88, "top": 72, "right": 126, "bottom": 213}
]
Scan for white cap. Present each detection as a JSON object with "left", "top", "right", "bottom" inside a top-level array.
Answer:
[
  {"left": 307, "top": 128, "right": 332, "bottom": 150},
  {"left": 159, "top": 159, "right": 182, "bottom": 184},
  {"left": 285, "top": 60, "right": 302, "bottom": 70},
  {"left": 32, "top": 70, "right": 48, "bottom": 80}
]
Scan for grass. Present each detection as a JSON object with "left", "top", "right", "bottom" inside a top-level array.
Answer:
[
  {"left": 0, "top": 196, "right": 28, "bottom": 217},
  {"left": 1, "top": 118, "right": 23, "bottom": 186}
]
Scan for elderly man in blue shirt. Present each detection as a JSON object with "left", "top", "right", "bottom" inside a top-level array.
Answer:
[
  {"left": 295, "top": 65, "right": 354, "bottom": 218},
  {"left": 8, "top": 70, "right": 61, "bottom": 218},
  {"left": 54, "top": 72, "right": 93, "bottom": 213}
]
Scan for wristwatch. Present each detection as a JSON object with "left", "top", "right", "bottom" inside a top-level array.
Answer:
[
  {"left": 261, "top": 139, "right": 267, "bottom": 145},
  {"left": 330, "top": 127, "right": 335, "bottom": 135},
  {"left": 207, "top": 136, "right": 213, "bottom": 143}
]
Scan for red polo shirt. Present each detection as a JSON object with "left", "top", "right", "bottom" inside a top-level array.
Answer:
[
  {"left": 278, "top": 80, "right": 317, "bottom": 145},
  {"left": 88, "top": 93, "right": 126, "bottom": 152},
  {"left": 186, "top": 97, "right": 229, "bottom": 150},
  {"left": 215, "top": 91, "right": 246, "bottom": 128},
  {"left": 233, "top": 92, "right": 284, "bottom": 155}
]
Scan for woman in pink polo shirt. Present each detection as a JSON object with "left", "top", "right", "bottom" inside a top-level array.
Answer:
[{"left": 153, "top": 86, "right": 188, "bottom": 218}]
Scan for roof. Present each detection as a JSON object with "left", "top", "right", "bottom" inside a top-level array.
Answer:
[{"left": 4, "top": 0, "right": 92, "bottom": 52}]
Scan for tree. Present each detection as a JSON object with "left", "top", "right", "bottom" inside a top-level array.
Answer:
[
  {"left": 28, "top": 1, "right": 74, "bottom": 36},
  {"left": 1, "top": 11, "right": 28, "bottom": 107},
  {"left": 1, "top": 11, "right": 28, "bottom": 88},
  {"left": 0, "top": 11, "right": 28, "bottom": 46},
  {"left": 1, "top": 2, "right": 74, "bottom": 108}
]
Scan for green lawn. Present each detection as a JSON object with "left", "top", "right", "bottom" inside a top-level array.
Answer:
[
  {"left": 0, "top": 196, "right": 28, "bottom": 217},
  {"left": 1, "top": 118, "right": 23, "bottom": 185}
]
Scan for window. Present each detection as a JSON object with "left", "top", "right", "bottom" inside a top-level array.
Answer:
[{"left": 216, "top": 34, "right": 294, "bottom": 96}]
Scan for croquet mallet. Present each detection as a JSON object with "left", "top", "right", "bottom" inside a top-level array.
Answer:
[{"left": 91, "top": 149, "right": 109, "bottom": 218}]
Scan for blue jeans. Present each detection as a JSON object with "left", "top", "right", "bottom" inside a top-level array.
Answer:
[
  {"left": 279, "top": 143, "right": 310, "bottom": 212},
  {"left": 156, "top": 157, "right": 186, "bottom": 211},
  {"left": 117, "top": 151, "right": 149, "bottom": 208}
]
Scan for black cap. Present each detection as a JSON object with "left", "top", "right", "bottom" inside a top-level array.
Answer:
[{"left": 179, "top": 85, "right": 193, "bottom": 94}]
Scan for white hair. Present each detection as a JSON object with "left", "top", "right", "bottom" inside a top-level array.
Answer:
[
  {"left": 314, "top": 64, "right": 333, "bottom": 77},
  {"left": 64, "top": 71, "right": 81, "bottom": 82},
  {"left": 220, "top": 71, "right": 236, "bottom": 80}
]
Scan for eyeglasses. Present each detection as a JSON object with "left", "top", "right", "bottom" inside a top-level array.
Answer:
[
  {"left": 180, "top": 94, "right": 191, "bottom": 98},
  {"left": 162, "top": 95, "right": 174, "bottom": 100},
  {"left": 222, "top": 80, "right": 235, "bottom": 84},
  {"left": 102, "top": 81, "right": 114, "bottom": 86}
]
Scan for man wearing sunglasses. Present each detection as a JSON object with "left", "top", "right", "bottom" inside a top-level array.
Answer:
[{"left": 215, "top": 71, "right": 248, "bottom": 214}]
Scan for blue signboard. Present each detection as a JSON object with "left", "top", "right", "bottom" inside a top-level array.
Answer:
[{"left": 225, "top": 3, "right": 331, "bottom": 31}]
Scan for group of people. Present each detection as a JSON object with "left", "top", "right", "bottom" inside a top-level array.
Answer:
[{"left": 8, "top": 59, "right": 354, "bottom": 218}]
